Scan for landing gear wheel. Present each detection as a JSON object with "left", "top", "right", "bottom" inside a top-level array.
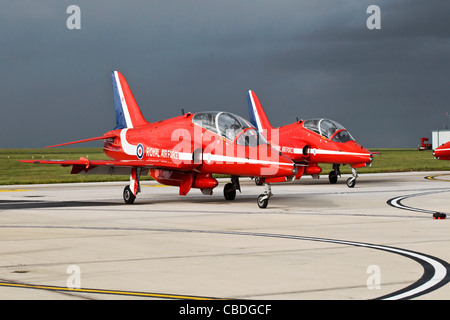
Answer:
[
  {"left": 223, "top": 183, "right": 236, "bottom": 200},
  {"left": 329, "top": 171, "right": 338, "bottom": 184},
  {"left": 257, "top": 194, "right": 269, "bottom": 209},
  {"left": 254, "top": 177, "right": 264, "bottom": 186},
  {"left": 123, "top": 185, "right": 136, "bottom": 204},
  {"left": 346, "top": 177, "right": 356, "bottom": 188}
]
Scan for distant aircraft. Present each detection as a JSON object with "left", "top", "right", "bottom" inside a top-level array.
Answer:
[
  {"left": 247, "top": 90, "right": 372, "bottom": 187},
  {"left": 433, "top": 141, "right": 450, "bottom": 160},
  {"left": 20, "top": 72, "right": 296, "bottom": 208}
]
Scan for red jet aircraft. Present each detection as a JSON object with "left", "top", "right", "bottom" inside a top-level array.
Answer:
[
  {"left": 247, "top": 90, "right": 373, "bottom": 187},
  {"left": 434, "top": 141, "right": 450, "bottom": 160},
  {"left": 20, "top": 72, "right": 296, "bottom": 208}
]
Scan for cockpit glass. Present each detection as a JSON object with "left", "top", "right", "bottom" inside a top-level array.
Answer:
[
  {"left": 303, "top": 119, "right": 321, "bottom": 135},
  {"left": 332, "top": 130, "right": 355, "bottom": 143},
  {"left": 303, "top": 118, "right": 354, "bottom": 142},
  {"left": 193, "top": 111, "right": 258, "bottom": 142},
  {"left": 319, "top": 119, "right": 341, "bottom": 139},
  {"left": 192, "top": 112, "right": 217, "bottom": 133},
  {"left": 216, "top": 112, "right": 249, "bottom": 141},
  {"left": 236, "top": 128, "right": 268, "bottom": 147}
]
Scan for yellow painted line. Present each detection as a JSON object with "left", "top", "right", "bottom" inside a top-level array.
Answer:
[
  {"left": 142, "top": 184, "right": 171, "bottom": 188},
  {"left": 0, "top": 189, "right": 31, "bottom": 192},
  {"left": 0, "top": 282, "right": 218, "bottom": 300},
  {"left": 425, "top": 174, "right": 450, "bottom": 181}
]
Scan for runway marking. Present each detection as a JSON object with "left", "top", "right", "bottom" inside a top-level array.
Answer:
[
  {"left": 425, "top": 174, "right": 450, "bottom": 181},
  {"left": 387, "top": 189, "right": 450, "bottom": 215},
  {"left": 142, "top": 184, "right": 170, "bottom": 188},
  {"left": 0, "top": 281, "right": 217, "bottom": 300},
  {"left": 196, "top": 230, "right": 450, "bottom": 300},
  {"left": 0, "top": 189, "right": 31, "bottom": 192},
  {"left": 0, "top": 225, "right": 448, "bottom": 300}
]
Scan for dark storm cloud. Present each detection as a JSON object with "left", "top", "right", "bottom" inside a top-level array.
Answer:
[
  {"left": 1, "top": 0, "right": 449, "bottom": 148},
  {"left": 251, "top": 0, "right": 450, "bottom": 147}
]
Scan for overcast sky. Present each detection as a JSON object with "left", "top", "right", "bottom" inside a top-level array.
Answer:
[{"left": 1, "top": 0, "right": 449, "bottom": 149}]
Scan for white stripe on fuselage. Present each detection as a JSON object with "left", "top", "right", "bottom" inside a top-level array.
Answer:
[
  {"left": 120, "top": 129, "right": 137, "bottom": 156},
  {"left": 309, "top": 148, "right": 369, "bottom": 157},
  {"left": 203, "top": 153, "right": 292, "bottom": 167},
  {"left": 120, "top": 129, "right": 194, "bottom": 161},
  {"left": 120, "top": 129, "right": 291, "bottom": 168}
]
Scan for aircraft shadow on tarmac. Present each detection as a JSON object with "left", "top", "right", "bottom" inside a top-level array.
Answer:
[
  {"left": 0, "top": 194, "right": 332, "bottom": 210},
  {"left": 1, "top": 174, "right": 443, "bottom": 211},
  {"left": 0, "top": 199, "right": 123, "bottom": 210}
]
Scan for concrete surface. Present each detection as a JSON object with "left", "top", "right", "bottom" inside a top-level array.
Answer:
[{"left": 0, "top": 171, "right": 449, "bottom": 300}]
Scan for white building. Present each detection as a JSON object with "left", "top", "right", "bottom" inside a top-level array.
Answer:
[{"left": 432, "top": 130, "right": 450, "bottom": 150}]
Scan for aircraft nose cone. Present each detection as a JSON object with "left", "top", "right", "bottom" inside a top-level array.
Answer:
[
  {"left": 362, "top": 148, "right": 373, "bottom": 165},
  {"left": 348, "top": 142, "right": 373, "bottom": 165},
  {"left": 363, "top": 147, "right": 373, "bottom": 164}
]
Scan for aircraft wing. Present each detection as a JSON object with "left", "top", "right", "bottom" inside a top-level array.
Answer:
[{"left": 19, "top": 157, "right": 200, "bottom": 175}]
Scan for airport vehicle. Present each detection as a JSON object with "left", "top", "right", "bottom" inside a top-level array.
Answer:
[
  {"left": 418, "top": 137, "right": 432, "bottom": 151},
  {"left": 433, "top": 141, "right": 450, "bottom": 160},
  {"left": 20, "top": 72, "right": 296, "bottom": 208},
  {"left": 247, "top": 90, "right": 372, "bottom": 187}
]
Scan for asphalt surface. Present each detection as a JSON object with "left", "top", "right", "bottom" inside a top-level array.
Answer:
[{"left": 0, "top": 171, "right": 449, "bottom": 300}]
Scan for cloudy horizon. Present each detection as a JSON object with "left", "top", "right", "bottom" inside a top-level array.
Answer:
[{"left": 1, "top": 1, "right": 449, "bottom": 149}]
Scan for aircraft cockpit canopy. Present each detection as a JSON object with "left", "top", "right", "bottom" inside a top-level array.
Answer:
[
  {"left": 303, "top": 118, "right": 355, "bottom": 143},
  {"left": 192, "top": 111, "right": 267, "bottom": 146}
]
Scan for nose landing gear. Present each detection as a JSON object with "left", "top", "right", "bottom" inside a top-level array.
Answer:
[
  {"left": 257, "top": 183, "right": 272, "bottom": 209},
  {"left": 346, "top": 167, "right": 358, "bottom": 188},
  {"left": 223, "top": 176, "right": 273, "bottom": 208},
  {"left": 330, "top": 164, "right": 358, "bottom": 188}
]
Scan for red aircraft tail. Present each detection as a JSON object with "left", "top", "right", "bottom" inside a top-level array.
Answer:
[
  {"left": 112, "top": 71, "right": 149, "bottom": 129},
  {"left": 46, "top": 71, "right": 149, "bottom": 148},
  {"left": 247, "top": 90, "right": 274, "bottom": 131}
]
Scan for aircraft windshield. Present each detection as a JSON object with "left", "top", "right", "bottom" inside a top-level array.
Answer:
[
  {"left": 303, "top": 118, "right": 354, "bottom": 142},
  {"left": 192, "top": 111, "right": 267, "bottom": 145},
  {"left": 236, "top": 128, "right": 268, "bottom": 147}
]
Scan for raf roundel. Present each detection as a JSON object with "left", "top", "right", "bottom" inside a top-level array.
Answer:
[{"left": 136, "top": 143, "right": 144, "bottom": 159}]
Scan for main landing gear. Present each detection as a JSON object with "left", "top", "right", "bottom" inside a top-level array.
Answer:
[
  {"left": 122, "top": 170, "right": 275, "bottom": 208},
  {"left": 329, "top": 164, "right": 357, "bottom": 188},
  {"left": 123, "top": 167, "right": 141, "bottom": 204},
  {"left": 123, "top": 185, "right": 136, "bottom": 204},
  {"left": 223, "top": 176, "right": 240, "bottom": 200}
]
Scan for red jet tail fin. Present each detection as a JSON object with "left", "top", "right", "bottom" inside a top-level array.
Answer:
[
  {"left": 247, "top": 90, "right": 274, "bottom": 131},
  {"left": 112, "top": 71, "right": 149, "bottom": 129}
]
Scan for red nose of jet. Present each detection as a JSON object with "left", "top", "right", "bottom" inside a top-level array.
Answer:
[
  {"left": 433, "top": 149, "right": 448, "bottom": 160},
  {"left": 346, "top": 141, "right": 373, "bottom": 166},
  {"left": 433, "top": 143, "right": 450, "bottom": 160}
]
